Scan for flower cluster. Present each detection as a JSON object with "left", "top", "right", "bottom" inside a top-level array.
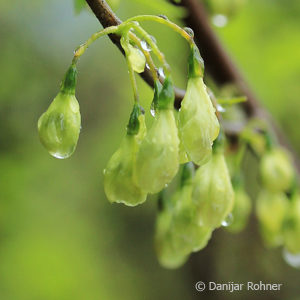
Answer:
[{"left": 37, "top": 15, "right": 300, "bottom": 269}]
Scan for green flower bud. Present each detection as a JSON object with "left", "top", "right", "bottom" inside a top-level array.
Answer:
[
  {"left": 283, "top": 194, "right": 300, "bottom": 254},
  {"left": 227, "top": 186, "right": 252, "bottom": 233},
  {"left": 260, "top": 147, "right": 294, "bottom": 192},
  {"left": 121, "top": 36, "right": 146, "bottom": 73},
  {"left": 135, "top": 108, "right": 179, "bottom": 194},
  {"left": 38, "top": 65, "right": 81, "bottom": 159},
  {"left": 179, "top": 77, "right": 220, "bottom": 165},
  {"left": 192, "top": 152, "right": 234, "bottom": 228},
  {"left": 188, "top": 43, "right": 204, "bottom": 78},
  {"left": 256, "top": 189, "right": 289, "bottom": 247},
  {"left": 104, "top": 107, "right": 147, "bottom": 206}
]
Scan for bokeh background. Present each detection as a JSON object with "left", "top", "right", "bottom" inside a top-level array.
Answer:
[{"left": 0, "top": 0, "right": 300, "bottom": 299}]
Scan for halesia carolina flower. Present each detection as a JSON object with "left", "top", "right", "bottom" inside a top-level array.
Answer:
[
  {"left": 155, "top": 163, "right": 213, "bottom": 269},
  {"left": 260, "top": 147, "right": 294, "bottom": 192},
  {"left": 256, "top": 189, "right": 289, "bottom": 247},
  {"left": 192, "top": 149, "right": 234, "bottom": 229},
  {"left": 121, "top": 35, "right": 146, "bottom": 73},
  {"left": 179, "top": 44, "right": 220, "bottom": 165},
  {"left": 283, "top": 194, "right": 300, "bottom": 254},
  {"left": 38, "top": 65, "right": 81, "bottom": 159},
  {"left": 104, "top": 104, "right": 147, "bottom": 206},
  {"left": 135, "top": 77, "right": 179, "bottom": 194},
  {"left": 227, "top": 185, "right": 252, "bottom": 233}
]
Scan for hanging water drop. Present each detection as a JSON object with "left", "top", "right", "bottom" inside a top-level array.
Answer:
[
  {"left": 217, "top": 104, "right": 226, "bottom": 113},
  {"left": 150, "top": 102, "right": 156, "bottom": 117},
  {"left": 158, "top": 67, "right": 165, "bottom": 79},
  {"left": 282, "top": 248, "right": 300, "bottom": 269},
  {"left": 140, "top": 40, "right": 151, "bottom": 52},
  {"left": 221, "top": 213, "right": 233, "bottom": 227},
  {"left": 183, "top": 27, "right": 194, "bottom": 38}
]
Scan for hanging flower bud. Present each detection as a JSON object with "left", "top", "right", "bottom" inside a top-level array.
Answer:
[
  {"left": 260, "top": 147, "right": 294, "bottom": 192},
  {"left": 121, "top": 35, "right": 146, "bottom": 73},
  {"left": 104, "top": 104, "right": 147, "bottom": 206},
  {"left": 38, "top": 65, "right": 81, "bottom": 159},
  {"left": 178, "top": 44, "right": 220, "bottom": 165},
  {"left": 256, "top": 189, "right": 289, "bottom": 247},
  {"left": 192, "top": 141, "right": 234, "bottom": 228},
  {"left": 135, "top": 77, "right": 179, "bottom": 194},
  {"left": 155, "top": 163, "right": 213, "bottom": 268},
  {"left": 283, "top": 194, "right": 300, "bottom": 254},
  {"left": 227, "top": 184, "right": 252, "bottom": 233}
]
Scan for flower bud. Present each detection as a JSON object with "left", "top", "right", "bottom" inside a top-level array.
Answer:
[
  {"left": 121, "top": 36, "right": 146, "bottom": 73},
  {"left": 260, "top": 147, "right": 294, "bottom": 192},
  {"left": 192, "top": 152, "right": 234, "bottom": 228},
  {"left": 283, "top": 194, "right": 300, "bottom": 254},
  {"left": 38, "top": 65, "right": 81, "bottom": 159},
  {"left": 135, "top": 78, "right": 179, "bottom": 194},
  {"left": 178, "top": 76, "right": 220, "bottom": 165},
  {"left": 227, "top": 186, "right": 252, "bottom": 233},
  {"left": 104, "top": 105, "right": 147, "bottom": 206},
  {"left": 256, "top": 189, "right": 289, "bottom": 247}
]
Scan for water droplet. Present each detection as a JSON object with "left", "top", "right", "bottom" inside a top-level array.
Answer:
[
  {"left": 158, "top": 67, "right": 165, "bottom": 79},
  {"left": 217, "top": 104, "right": 226, "bottom": 113},
  {"left": 283, "top": 248, "right": 300, "bottom": 269},
  {"left": 183, "top": 27, "right": 194, "bottom": 38},
  {"left": 132, "top": 21, "right": 140, "bottom": 26},
  {"left": 50, "top": 151, "right": 70, "bottom": 159},
  {"left": 158, "top": 14, "right": 168, "bottom": 20},
  {"left": 145, "top": 63, "right": 150, "bottom": 70},
  {"left": 212, "top": 14, "right": 228, "bottom": 28},
  {"left": 140, "top": 40, "right": 151, "bottom": 52},
  {"left": 150, "top": 104, "right": 156, "bottom": 117},
  {"left": 150, "top": 35, "right": 157, "bottom": 44},
  {"left": 221, "top": 213, "right": 233, "bottom": 227}
]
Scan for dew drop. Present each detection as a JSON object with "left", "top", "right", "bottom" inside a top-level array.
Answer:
[
  {"left": 221, "top": 213, "right": 233, "bottom": 227},
  {"left": 150, "top": 107, "right": 156, "bottom": 117},
  {"left": 50, "top": 151, "right": 70, "bottom": 159},
  {"left": 158, "top": 14, "right": 168, "bottom": 20},
  {"left": 150, "top": 35, "right": 157, "bottom": 44},
  {"left": 141, "top": 40, "right": 152, "bottom": 52},
  {"left": 217, "top": 104, "right": 226, "bottom": 113},
  {"left": 212, "top": 14, "right": 228, "bottom": 28},
  {"left": 183, "top": 27, "right": 194, "bottom": 38},
  {"left": 145, "top": 63, "right": 150, "bottom": 70},
  {"left": 158, "top": 67, "right": 165, "bottom": 79},
  {"left": 282, "top": 248, "right": 300, "bottom": 269}
]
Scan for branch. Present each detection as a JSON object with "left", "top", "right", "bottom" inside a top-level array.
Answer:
[{"left": 85, "top": 0, "right": 185, "bottom": 105}]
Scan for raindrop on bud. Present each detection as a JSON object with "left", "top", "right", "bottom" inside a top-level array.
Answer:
[{"left": 183, "top": 27, "right": 194, "bottom": 38}]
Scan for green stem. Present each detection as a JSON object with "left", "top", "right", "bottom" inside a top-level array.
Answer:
[
  {"left": 128, "top": 32, "right": 158, "bottom": 81},
  {"left": 125, "top": 15, "right": 194, "bottom": 45},
  {"left": 126, "top": 22, "right": 171, "bottom": 75},
  {"left": 72, "top": 25, "right": 119, "bottom": 63}
]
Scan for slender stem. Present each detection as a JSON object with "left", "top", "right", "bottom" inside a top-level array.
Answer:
[
  {"left": 126, "top": 15, "right": 194, "bottom": 45},
  {"left": 126, "top": 22, "right": 171, "bottom": 76},
  {"left": 72, "top": 25, "right": 119, "bottom": 63},
  {"left": 128, "top": 32, "right": 158, "bottom": 80}
]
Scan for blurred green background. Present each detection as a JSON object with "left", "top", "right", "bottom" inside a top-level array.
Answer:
[{"left": 0, "top": 0, "right": 299, "bottom": 299}]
